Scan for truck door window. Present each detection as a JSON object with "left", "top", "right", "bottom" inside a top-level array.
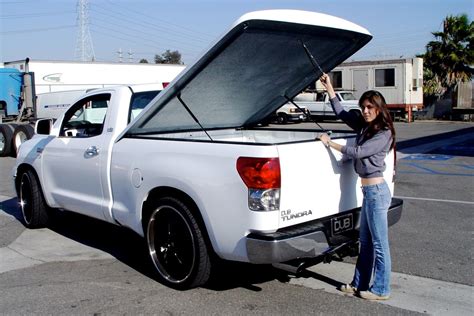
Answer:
[
  {"left": 316, "top": 93, "right": 325, "bottom": 102},
  {"left": 129, "top": 90, "right": 160, "bottom": 123},
  {"left": 61, "top": 94, "right": 111, "bottom": 138}
]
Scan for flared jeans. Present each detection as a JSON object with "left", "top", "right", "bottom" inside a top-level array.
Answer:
[{"left": 351, "top": 181, "right": 392, "bottom": 296}]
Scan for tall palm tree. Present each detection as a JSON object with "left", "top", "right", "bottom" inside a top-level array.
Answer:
[{"left": 422, "top": 14, "right": 473, "bottom": 97}]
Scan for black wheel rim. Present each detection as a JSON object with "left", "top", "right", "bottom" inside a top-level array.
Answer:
[
  {"left": 20, "top": 173, "right": 33, "bottom": 224},
  {"left": 147, "top": 205, "right": 196, "bottom": 284}
]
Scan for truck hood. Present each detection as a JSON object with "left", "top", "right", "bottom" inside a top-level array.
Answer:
[{"left": 125, "top": 10, "right": 371, "bottom": 135}]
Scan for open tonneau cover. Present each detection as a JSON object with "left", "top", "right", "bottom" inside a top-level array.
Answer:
[{"left": 125, "top": 10, "right": 372, "bottom": 136}]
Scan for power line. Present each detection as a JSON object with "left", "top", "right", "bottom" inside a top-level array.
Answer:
[
  {"left": 0, "top": 25, "right": 76, "bottom": 34},
  {"left": 90, "top": 6, "right": 210, "bottom": 45},
  {"left": 102, "top": 0, "right": 214, "bottom": 41},
  {"left": 0, "top": 11, "right": 75, "bottom": 19}
]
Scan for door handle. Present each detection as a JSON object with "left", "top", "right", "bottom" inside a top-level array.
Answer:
[{"left": 85, "top": 146, "right": 100, "bottom": 157}]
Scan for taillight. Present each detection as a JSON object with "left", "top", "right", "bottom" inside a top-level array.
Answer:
[
  {"left": 236, "top": 157, "right": 280, "bottom": 189},
  {"left": 162, "top": 82, "right": 170, "bottom": 88},
  {"left": 237, "top": 157, "right": 281, "bottom": 211}
]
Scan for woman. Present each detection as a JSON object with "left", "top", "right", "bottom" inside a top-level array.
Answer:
[{"left": 319, "top": 73, "right": 395, "bottom": 300}]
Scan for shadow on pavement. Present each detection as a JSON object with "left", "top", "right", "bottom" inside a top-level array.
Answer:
[
  {"left": 396, "top": 126, "right": 474, "bottom": 157},
  {"left": 0, "top": 197, "right": 22, "bottom": 221},
  {"left": 0, "top": 197, "right": 289, "bottom": 291}
]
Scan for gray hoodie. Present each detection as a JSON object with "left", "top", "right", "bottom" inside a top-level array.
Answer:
[{"left": 330, "top": 97, "right": 393, "bottom": 179}]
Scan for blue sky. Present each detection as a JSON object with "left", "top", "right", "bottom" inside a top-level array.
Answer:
[{"left": 1, "top": 0, "right": 472, "bottom": 64}]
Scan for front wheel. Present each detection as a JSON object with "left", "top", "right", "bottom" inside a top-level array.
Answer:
[
  {"left": 19, "top": 169, "right": 49, "bottom": 228},
  {"left": 145, "top": 197, "right": 211, "bottom": 289}
]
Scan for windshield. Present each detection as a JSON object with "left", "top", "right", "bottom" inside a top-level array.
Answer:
[{"left": 339, "top": 92, "right": 357, "bottom": 101}]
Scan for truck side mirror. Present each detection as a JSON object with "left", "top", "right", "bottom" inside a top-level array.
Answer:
[{"left": 35, "top": 119, "right": 53, "bottom": 135}]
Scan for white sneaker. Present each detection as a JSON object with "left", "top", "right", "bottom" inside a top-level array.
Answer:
[
  {"left": 359, "top": 290, "right": 390, "bottom": 300},
  {"left": 339, "top": 284, "right": 357, "bottom": 294}
]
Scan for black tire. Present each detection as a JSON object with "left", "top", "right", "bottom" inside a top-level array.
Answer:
[
  {"left": 0, "top": 124, "right": 16, "bottom": 157},
  {"left": 19, "top": 169, "right": 49, "bottom": 228},
  {"left": 145, "top": 197, "right": 211, "bottom": 289},
  {"left": 13, "top": 124, "right": 35, "bottom": 156},
  {"left": 276, "top": 113, "right": 288, "bottom": 124}
]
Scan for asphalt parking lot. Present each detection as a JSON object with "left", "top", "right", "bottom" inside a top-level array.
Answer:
[{"left": 0, "top": 120, "right": 473, "bottom": 315}]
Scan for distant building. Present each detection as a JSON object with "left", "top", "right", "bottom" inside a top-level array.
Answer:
[{"left": 316, "top": 57, "right": 424, "bottom": 121}]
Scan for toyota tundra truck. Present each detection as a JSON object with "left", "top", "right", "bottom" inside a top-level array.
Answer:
[{"left": 13, "top": 10, "right": 402, "bottom": 289}]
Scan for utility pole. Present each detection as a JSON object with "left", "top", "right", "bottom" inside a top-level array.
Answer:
[{"left": 75, "top": 0, "right": 95, "bottom": 62}]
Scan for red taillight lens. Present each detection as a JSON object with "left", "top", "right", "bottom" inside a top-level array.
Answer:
[
  {"left": 236, "top": 157, "right": 281, "bottom": 189},
  {"left": 162, "top": 82, "right": 170, "bottom": 88}
]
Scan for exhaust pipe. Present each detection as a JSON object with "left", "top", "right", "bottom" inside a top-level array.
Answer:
[
  {"left": 272, "top": 261, "right": 307, "bottom": 275},
  {"left": 272, "top": 241, "right": 359, "bottom": 275}
]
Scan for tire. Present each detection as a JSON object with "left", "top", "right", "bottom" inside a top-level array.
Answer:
[
  {"left": 145, "top": 196, "right": 211, "bottom": 289},
  {"left": 0, "top": 124, "right": 16, "bottom": 157},
  {"left": 13, "top": 124, "right": 35, "bottom": 156},
  {"left": 276, "top": 113, "right": 288, "bottom": 124},
  {"left": 19, "top": 169, "right": 49, "bottom": 228}
]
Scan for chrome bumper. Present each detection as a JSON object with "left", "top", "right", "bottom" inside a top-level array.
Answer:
[{"left": 246, "top": 198, "right": 403, "bottom": 264}]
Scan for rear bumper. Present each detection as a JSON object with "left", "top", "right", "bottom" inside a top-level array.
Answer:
[{"left": 246, "top": 198, "right": 403, "bottom": 264}]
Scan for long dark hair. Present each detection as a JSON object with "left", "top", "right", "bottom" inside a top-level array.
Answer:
[{"left": 359, "top": 90, "right": 396, "bottom": 149}]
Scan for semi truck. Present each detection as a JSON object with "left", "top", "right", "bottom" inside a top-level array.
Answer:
[{"left": 0, "top": 58, "right": 185, "bottom": 157}]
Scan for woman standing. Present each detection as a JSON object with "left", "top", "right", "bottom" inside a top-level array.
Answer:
[{"left": 318, "top": 73, "right": 395, "bottom": 300}]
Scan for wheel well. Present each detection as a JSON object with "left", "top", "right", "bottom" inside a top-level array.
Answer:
[{"left": 142, "top": 187, "right": 214, "bottom": 252}]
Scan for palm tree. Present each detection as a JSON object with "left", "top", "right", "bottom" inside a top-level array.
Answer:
[{"left": 422, "top": 14, "right": 473, "bottom": 98}]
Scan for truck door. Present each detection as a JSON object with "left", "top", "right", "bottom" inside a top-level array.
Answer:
[
  {"left": 41, "top": 93, "right": 111, "bottom": 220},
  {"left": 322, "top": 92, "right": 333, "bottom": 116}
]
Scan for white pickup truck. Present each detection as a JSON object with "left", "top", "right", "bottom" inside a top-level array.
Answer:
[
  {"left": 13, "top": 10, "right": 402, "bottom": 289},
  {"left": 295, "top": 90, "right": 361, "bottom": 119}
]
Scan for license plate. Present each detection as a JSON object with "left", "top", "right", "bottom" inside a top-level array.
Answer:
[{"left": 331, "top": 213, "right": 354, "bottom": 235}]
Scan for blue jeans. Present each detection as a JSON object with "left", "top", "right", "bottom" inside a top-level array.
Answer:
[{"left": 351, "top": 181, "right": 392, "bottom": 296}]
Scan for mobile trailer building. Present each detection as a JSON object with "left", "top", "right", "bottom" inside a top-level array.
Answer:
[
  {"left": 3, "top": 59, "right": 186, "bottom": 94},
  {"left": 317, "top": 57, "right": 423, "bottom": 121}
]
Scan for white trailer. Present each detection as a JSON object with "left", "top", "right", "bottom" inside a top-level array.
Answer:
[
  {"left": 316, "top": 57, "right": 423, "bottom": 122},
  {"left": 0, "top": 59, "right": 186, "bottom": 157},
  {"left": 3, "top": 59, "right": 185, "bottom": 94}
]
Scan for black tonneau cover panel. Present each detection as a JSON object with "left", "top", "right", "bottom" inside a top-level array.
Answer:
[{"left": 125, "top": 10, "right": 371, "bottom": 136}]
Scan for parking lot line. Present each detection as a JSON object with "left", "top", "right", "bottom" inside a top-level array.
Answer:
[{"left": 394, "top": 195, "right": 474, "bottom": 205}]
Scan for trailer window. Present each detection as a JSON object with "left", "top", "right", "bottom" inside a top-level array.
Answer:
[
  {"left": 60, "top": 94, "right": 111, "bottom": 138},
  {"left": 329, "top": 71, "right": 342, "bottom": 89},
  {"left": 375, "top": 68, "right": 395, "bottom": 87}
]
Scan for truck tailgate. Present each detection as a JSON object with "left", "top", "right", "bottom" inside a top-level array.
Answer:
[{"left": 276, "top": 136, "right": 392, "bottom": 229}]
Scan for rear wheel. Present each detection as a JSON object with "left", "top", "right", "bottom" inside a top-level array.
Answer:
[
  {"left": 146, "top": 197, "right": 211, "bottom": 289},
  {"left": 13, "top": 124, "right": 35, "bottom": 156},
  {"left": 19, "top": 169, "right": 49, "bottom": 228},
  {"left": 0, "top": 124, "right": 16, "bottom": 157}
]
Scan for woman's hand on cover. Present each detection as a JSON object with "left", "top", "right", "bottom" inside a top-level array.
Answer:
[
  {"left": 320, "top": 73, "right": 331, "bottom": 88},
  {"left": 319, "top": 73, "right": 336, "bottom": 98},
  {"left": 319, "top": 133, "right": 330, "bottom": 147}
]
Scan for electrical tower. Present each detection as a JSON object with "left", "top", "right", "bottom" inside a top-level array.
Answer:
[{"left": 75, "top": 0, "right": 95, "bottom": 61}]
